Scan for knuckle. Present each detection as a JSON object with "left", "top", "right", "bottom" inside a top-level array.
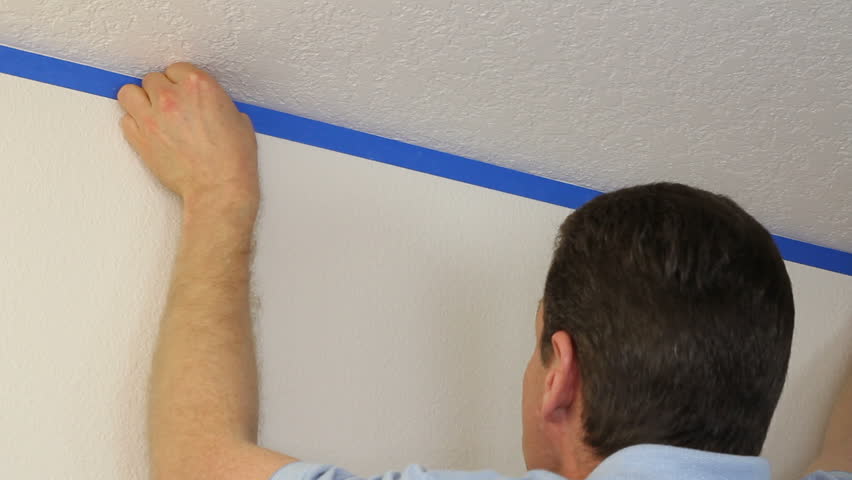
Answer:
[
  {"left": 156, "top": 89, "right": 178, "bottom": 111},
  {"left": 141, "top": 116, "right": 160, "bottom": 134},
  {"left": 167, "top": 62, "right": 199, "bottom": 77},
  {"left": 186, "top": 70, "right": 212, "bottom": 90},
  {"left": 186, "top": 71, "right": 202, "bottom": 85}
]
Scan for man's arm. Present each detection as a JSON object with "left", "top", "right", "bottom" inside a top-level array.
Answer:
[
  {"left": 118, "top": 63, "right": 298, "bottom": 480},
  {"left": 806, "top": 364, "right": 852, "bottom": 475}
]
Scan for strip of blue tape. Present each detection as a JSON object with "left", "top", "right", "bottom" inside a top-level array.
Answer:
[{"left": 1, "top": 44, "right": 849, "bottom": 276}]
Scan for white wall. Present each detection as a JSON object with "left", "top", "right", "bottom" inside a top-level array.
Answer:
[{"left": 0, "top": 73, "right": 850, "bottom": 480}]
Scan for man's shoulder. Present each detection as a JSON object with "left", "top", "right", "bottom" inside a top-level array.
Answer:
[{"left": 269, "top": 457, "right": 852, "bottom": 480}]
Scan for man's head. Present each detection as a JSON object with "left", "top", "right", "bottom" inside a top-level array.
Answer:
[{"left": 521, "top": 182, "right": 795, "bottom": 477}]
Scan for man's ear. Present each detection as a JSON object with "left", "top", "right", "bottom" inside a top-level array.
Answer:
[{"left": 541, "top": 331, "right": 578, "bottom": 422}]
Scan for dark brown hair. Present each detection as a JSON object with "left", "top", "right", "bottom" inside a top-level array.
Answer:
[{"left": 541, "top": 182, "right": 794, "bottom": 458}]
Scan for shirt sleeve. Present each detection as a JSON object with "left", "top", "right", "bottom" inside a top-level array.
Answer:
[
  {"left": 269, "top": 462, "right": 517, "bottom": 480},
  {"left": 269, "top": 462, "right": 431, "bottom": 480},
  {"left": 803, "top": 472, "right": 852, "bottom": 480}
]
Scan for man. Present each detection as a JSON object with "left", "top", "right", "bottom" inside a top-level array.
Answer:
[{"left": 116, "top": 63, "right": 851, "bottom": 480}]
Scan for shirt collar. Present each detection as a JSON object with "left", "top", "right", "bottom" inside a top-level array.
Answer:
[
  {"left": 584, "top": 444, "right": 771, "bottom": 480},
  {"left": 527, "top": 444, "right": 771, "bottom": 480}
]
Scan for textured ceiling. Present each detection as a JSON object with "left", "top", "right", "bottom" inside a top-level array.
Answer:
[{"left": 2, "top": 0, "right": 850, "bottom": 252}]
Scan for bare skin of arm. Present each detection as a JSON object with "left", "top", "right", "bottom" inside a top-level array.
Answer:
[
  {"left": 806, "top": 364, "right": 852, "bottom": 475},
  {"left": 118, "top": 63, "right": 298, "bottom": 480}
]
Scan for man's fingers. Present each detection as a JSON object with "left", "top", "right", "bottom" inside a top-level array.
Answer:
[
  {"left": 117, "top": 84, "right": 151, "bottom": 117},
  {"left": 164, "top": 62, "right": 201, "bottom": 83},
  {"left": 142, "top": 72, "right": 172, "bottom": 97}
]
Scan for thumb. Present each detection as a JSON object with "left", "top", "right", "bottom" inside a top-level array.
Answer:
[{"left": 120, "top": 114, "right": 145, "bottom": 154}]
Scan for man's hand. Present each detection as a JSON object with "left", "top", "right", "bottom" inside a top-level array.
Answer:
[
  {"left": 117, "top": 62, "right": 259, "bottom": 223},
  {"left": 120, "top": 64, "right": 298, "bottom": 480}
]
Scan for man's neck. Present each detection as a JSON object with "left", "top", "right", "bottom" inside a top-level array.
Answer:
[{"left": 555, "top": 438, "right": 603, "bottom": 480}]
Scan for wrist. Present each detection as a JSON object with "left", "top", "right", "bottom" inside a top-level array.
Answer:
[
  {"left": 179, "top": 208, "right": 257, "bottom": 261},
  {"left": 182, "top": 189, "right": 259, "bottom": 228}
]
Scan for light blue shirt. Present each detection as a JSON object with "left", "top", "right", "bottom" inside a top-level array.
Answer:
[{"left": 270, "top": 444, "right": 851, "bottom": 480}]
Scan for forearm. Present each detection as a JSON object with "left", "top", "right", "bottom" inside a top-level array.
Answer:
[
  {"left": 807, "top": 364, "right": 852, "bottom": 474},
  {"left": 148, "top": 197, "right": 260, "bottom": 479},
  {"left": 820, "top": 367, "right": 852, "bottom": 457}
]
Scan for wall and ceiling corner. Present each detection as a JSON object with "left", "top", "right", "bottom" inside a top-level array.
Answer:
[
  {"left": 0, "top": 44, "right": 849, "bottom": 275},
  {"left": 2, "top": 1, "right": 850, "bottom": 254}
]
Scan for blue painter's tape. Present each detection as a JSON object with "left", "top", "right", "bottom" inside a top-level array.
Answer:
[
  {"left": 236, "top": 102, "right": 601, "bottom": 210},
  {"left": 0, "top": 44, "right": 142, "bottom": 97},
  {"left": 772, "top": 235, "right": 851, "bottom": 277},
  {"left": 1, "top": 44, "right": 850, "bottom": 276}
]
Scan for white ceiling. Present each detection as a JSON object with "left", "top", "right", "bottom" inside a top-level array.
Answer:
[{"left": 2, "top": 0, "right": 850, "bottom": 252}]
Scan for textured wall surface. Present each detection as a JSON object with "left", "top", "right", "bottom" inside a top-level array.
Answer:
[
  {"left": 1, "top": 0, "right": 850, "bottom": 251},
  {"left": 1, "top": 73, "right": 851, "bottom": 480}
]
